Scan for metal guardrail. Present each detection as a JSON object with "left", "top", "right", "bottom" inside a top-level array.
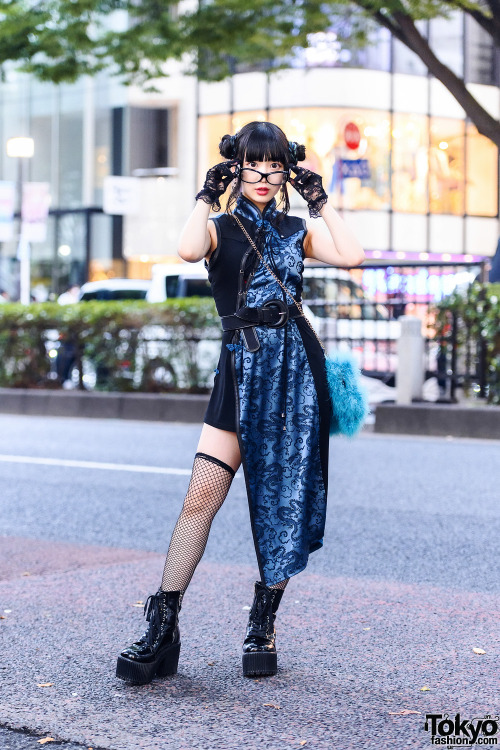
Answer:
[{"left": 303, "top": 260, "right": 488, "bottom": 392}]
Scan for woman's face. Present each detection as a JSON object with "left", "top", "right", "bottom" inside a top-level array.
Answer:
[{"left": 239, "top": 157, "right": 286, "bottom": 208}]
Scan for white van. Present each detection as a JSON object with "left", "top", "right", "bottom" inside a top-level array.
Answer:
[
  {"left": 147, "top": 262, "right": 211, "bottom": 303},
  {"left": 146, "top": 261, "right": 399, "bottom": 350}
]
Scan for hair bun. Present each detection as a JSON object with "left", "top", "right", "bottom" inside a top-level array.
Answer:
[
  {"left": 288, "top": 141, "right": 306, "bottom": 165},
  {"left": 219, "top": 133, "right": 237, "bottom": 159},
  {"left": 295, "top": 144, "right": 306, "bottom": 162}
]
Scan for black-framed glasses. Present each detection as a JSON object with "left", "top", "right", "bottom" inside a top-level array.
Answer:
[{"left": 237, "top": 167, "right": 289, "bottom": 185}]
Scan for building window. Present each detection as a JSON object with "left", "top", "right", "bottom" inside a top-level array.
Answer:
[
  {"left": 466, "top": 122, "right": 498, "bottom": 216},
  {"left": 286, "top": 24, "right": 391, "bottom": 73},
  {"left": 59, "top": 85, "right": 84, "bottom": 207},
  {"left": 429, "top": 11, "right": 464, "bottom": 79},
  {"left": 270, "top": 107, "right": 391, "bottom": 211},
  {"left": 465, "top": 15, "right": 498, "bottom": 86},
  {"left": 392, "top": 114, "right": 429, "bottom": 213},
  {"left": 393, "top": 21, "right": 429, "bottom": 76},
  {"left": 199, "top": 108, "right": 497, "bottom": 219},
  {"left": 129, "top": 107, "right": 170, "bottom": 172},
  {"left": 429, "top": 117, "right": 465, "bottom": 215}
]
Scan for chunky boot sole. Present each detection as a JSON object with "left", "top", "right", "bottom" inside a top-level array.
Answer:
[
  {"left": 116, "top": 641, "right": 181, "bottom": 685},
  {"left": 242, "top": 650, "right": 277, "bottom": 677}
]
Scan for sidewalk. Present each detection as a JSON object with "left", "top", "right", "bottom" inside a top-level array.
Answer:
[{"left": 1, "top": 536, "right": 498, "bottom": 750}]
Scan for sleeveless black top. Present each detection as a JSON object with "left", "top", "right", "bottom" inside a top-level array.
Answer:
[{"left": 203, "top": 198, "right": 306, "bottom": 432}]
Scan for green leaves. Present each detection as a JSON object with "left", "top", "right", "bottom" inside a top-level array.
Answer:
[
  {"left": 2, "top": 0, "right": 498, "bottom": 141},
  {"left": 433, "top": 282, "right": 500, "bottom": 404},
  {"left": 0, "top": 297, "right": 220, "bottom": 392}
]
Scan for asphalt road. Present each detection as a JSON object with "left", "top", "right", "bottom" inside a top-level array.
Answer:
[{"left": 0, "top": 414, "right": 498, "bottom": 750}]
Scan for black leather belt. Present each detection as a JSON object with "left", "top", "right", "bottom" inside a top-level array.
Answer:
[{"left": 220, "top": 298, "right": 302, "bottom": 352}]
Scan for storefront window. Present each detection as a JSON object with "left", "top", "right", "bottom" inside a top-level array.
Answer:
[
  {"left": 199, "top": 109, "right": 495, "bottom": 219},
  {"left": 392, "top": 114, "right": 429, "bottom": 213},
  {"left": 429, "top": 117, "right": 465, "bottom": 214},
  {"left": 466, "top": 122, "right": 498, "bottom": 216},
  {"left": 270, "top": 107, "right": 391, "bottom": 211}
]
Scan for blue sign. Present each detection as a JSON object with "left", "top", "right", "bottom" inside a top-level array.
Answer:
[{"left": 340, "top": 159, "right": 371, "bottom": 179}]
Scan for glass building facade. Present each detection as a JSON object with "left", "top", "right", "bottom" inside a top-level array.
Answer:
[
  {"left": 0, "top": 8, "right": 498, "bottom": 300},
  {"left": 198, "top": 11, "right": 499, "bottom": 264}
]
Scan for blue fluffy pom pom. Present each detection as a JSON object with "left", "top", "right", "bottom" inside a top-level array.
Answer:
[{"left": 325, "top": 350, "right": 371, "bottom": 438}]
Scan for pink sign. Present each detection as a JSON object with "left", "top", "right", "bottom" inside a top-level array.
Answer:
[{"left": 21, "top": 182, "right": 51, "bottom": 242}]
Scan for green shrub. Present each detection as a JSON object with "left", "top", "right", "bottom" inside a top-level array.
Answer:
[
  {"left": 0, "top": 298, "right": 221, "bottom": 392},
  {"left": 433, "top": 282, "right": 500, "bottom": 404}
]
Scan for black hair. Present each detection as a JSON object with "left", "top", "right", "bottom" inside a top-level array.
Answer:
[{"left": 218, "top": 121, "right": 306, "bottom": 222}]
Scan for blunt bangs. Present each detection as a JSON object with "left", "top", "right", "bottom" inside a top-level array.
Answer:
[{"left": 239, "top": 126, "right": 289, "bottom": 166}]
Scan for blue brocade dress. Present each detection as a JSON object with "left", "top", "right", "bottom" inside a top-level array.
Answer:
[{"left": 203, "top": 193, "right": 332, "bottom": 587}]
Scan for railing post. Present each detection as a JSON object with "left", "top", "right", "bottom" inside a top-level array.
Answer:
[
  {"left": 450, "top": 311, "right": 458, "bottom": 403},
  {"left": 396, "top": 315, "right": 424, "bottom": 404}
]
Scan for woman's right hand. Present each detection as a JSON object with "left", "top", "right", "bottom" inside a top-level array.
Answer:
[{"left": 195, "top": 158, "right": 240, "bottom": 211}]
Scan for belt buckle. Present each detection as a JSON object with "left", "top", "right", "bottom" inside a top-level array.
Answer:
[{"left": 262, "top": 298, "right": 289, "bottom": 328}]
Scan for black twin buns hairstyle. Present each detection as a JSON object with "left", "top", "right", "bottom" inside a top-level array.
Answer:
[
  {"left": 218, "top": 122, "right": 306, "bottom": 166},
  {"left": 216, "top": 121, "right": 306, "bottom": 219}
]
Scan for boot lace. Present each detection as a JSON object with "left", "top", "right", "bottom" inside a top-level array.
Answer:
[
  {"left": 248, "top": 591, "right": 273, "bottom": 638},
  {"left": 141, "top": 592, "right": 168, "bottom": 648}
]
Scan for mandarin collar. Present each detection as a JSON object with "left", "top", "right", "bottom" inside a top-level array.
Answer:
[{"left": 233, "top": 192, "right": 278, "bottom": 224}]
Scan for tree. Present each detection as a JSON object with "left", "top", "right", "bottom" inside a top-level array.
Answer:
[{"left": 1, "top": 0, "right": 499, "bottom": 147}]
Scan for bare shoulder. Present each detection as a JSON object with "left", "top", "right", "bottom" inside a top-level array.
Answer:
[
  {"left": 302, "top": 217, "right": 330, "bottom": 259},
  {"left": 302, "top": 217, "right": 314, "bottom": 257},
  {"left": 205, "top": 219, "right": 218, "bottom": 262}
]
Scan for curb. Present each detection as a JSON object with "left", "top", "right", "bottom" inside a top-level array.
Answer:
[
  {"left": 374, "top": 402, "right": 500, "bottom": 440},
  {"left": 0, "top": 387, "right": 209, "bottom": 423}
]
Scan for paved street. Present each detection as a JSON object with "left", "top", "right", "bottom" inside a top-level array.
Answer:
[{"left": 0, "top": 414, "right": 498, "bottom": 749}]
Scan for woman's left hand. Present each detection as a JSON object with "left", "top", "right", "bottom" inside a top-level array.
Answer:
[{"left": 288, "top": 164, "right": 329, "bottom": 218}]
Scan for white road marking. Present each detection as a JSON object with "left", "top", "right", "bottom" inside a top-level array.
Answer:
[{"left": 0, "top": 454, "right": 240, "bottom": 477}]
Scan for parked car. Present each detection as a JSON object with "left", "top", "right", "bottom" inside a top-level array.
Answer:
[
  {"left": 49, "top": 278, "right": 152, "bottom": 387},
  {"left": 77, "top": 278, "right": 152, "bottom": 301}
]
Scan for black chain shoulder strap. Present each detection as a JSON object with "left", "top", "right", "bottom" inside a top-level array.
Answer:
[{"left": 230, "top": 214, "right": 328, "bottom": 354}]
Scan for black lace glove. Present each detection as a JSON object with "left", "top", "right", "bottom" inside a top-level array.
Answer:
[
  {"left": 288, "top": 165, "right": 328, "bottom": 218},
  {"left": 195, "top": 158, "right": 240, "bottom": 212}
]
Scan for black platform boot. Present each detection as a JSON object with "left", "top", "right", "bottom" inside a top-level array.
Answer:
[
  {"left": 242, "top": 581, "right": 284, "bottom": 677},
  {"left": 116, "top": 589, "right": 182, "bottom": 685}
]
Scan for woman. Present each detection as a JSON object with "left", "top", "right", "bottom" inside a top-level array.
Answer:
[{"left": 116, "top": 121, "right": 365, "bottom": 684}]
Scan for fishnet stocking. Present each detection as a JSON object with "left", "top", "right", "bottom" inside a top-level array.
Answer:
[
  {"left": 269, "top": 578, "right": 289, "bottom": 590},
  {"left": 160, "top": 452, "right": 235, "bottom": 594}
]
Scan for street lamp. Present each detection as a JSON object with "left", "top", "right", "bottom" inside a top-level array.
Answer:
[{"left": 6, "top": 136, "right": 35, "bottom": 304}]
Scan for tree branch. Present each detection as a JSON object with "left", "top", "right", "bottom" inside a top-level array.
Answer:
[
  {"left": 390, "top": 11, "right": 500, "bottom": 147},
  {"left": 371, "top": 9, "right": 408, "bottom": 46},
  {"left": 439, "top": 0, "right": 500, "bottom": 44}
]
